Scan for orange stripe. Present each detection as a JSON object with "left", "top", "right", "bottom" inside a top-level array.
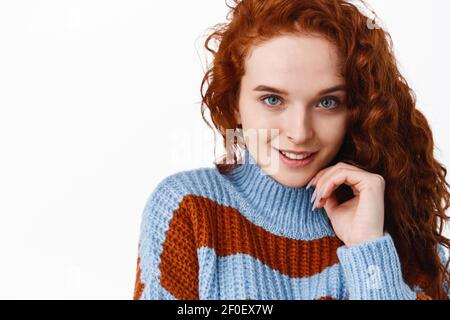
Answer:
[
  {"left": 133, "top": 255, "right": 145, "bottom": 300},
  {"left": 159, "top": 195, "right": 344, "bottom": 299},
  {"left": 136, "top": 193, "right": 436, "bottom": 299},
  {"left": 159, "top": 197, "right": 200, "bottom": 299},
  {"left": 316, "top": 296, "right": 337, "bottom": 300}
]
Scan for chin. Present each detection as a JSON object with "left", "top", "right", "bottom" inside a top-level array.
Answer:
[{"left": 274, "top": 175, "right": 308, "bottom": 188}]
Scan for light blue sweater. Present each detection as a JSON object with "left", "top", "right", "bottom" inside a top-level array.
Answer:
[{"left": 134, "top": 149, "right": 449, "bottom": 300}]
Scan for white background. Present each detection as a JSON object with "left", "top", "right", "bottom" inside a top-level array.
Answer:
[{"left": 0, "top": 0, "right": 449, "bottom": 299}]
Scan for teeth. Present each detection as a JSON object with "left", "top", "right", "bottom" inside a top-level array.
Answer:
[{"left": 280, "top": 151, "right": 312, "bottom": 160}]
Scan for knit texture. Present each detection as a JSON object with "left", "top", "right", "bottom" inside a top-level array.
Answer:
[{"left": 133, "top": 149, "right": 449, "bottom": 300}]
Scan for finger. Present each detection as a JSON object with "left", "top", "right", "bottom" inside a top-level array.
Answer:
[
  {"left": 314, "top": 165, "right": 361, "bottom": 198},
  {"left": 311, "top": 161, "right": 361, "bottom": 188},
  {"left": 310, "top": 166, "right": 342, "bottom": 205},
  {"left": 310, "top": 166, "right": 333, "bottom": 188},
  {"left": 310, "top": 162, "right": 361, "bottom": 206},
  {"left": 318, "top": 189, "right": 338, "bottom": 211},
  {"left": 314, "top": 168, "right": 364, "bottom": 209}
]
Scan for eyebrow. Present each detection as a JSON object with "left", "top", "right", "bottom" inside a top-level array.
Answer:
[{"left": 253, "top": 84, "right": 347, "bottom": 96}]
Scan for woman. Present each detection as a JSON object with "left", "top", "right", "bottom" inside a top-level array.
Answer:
[{"left": 134, "top": 0, "right": 450, "bottom": 299}]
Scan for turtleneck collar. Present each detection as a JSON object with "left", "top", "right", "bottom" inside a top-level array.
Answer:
[{"left": 225, "top": 148, "right": 335, "bottom": 240}]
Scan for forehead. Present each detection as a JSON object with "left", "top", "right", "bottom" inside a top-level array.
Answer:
[{"left": 243, "top": 34, "right": 344, "bottom": 88}]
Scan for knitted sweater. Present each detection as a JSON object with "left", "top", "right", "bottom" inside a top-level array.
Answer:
[{"left": 133, "top": 149, "right": 449, "bottom": 300}]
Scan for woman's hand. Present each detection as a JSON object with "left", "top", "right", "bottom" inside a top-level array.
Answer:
[{"left": 309, "top": 162, "right": 385, "bottom": 247}]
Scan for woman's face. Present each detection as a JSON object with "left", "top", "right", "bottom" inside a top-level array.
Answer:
[{"left": 235, "top": 33, "right": 348, "bottom": 188}]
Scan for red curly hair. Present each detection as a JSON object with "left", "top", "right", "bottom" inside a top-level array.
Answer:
[{"left": 199, "top": 0, "right": 450, "bottom": 299}]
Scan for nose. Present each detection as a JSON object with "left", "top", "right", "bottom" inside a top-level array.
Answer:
[{"left": 285, "top": 105, "right": 314, "bottom": 143}]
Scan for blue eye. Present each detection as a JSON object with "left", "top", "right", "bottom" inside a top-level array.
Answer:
[
  {"left": 260, "top": 95, "right": 282, "bottom": 107},
  {"left": 319, "top": 96, "right": 341, "bottom": 109},
  {"left": 259, "top": 95, "right": 343, "bottom": 110}
]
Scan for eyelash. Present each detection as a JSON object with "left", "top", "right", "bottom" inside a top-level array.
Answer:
[{"left": 259, "top": 95, "right": 343, "bottom": 110}]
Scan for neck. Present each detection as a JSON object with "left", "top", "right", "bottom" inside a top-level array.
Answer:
[{"left": 224, "top": 148, "right": 335, "bottom": 240}]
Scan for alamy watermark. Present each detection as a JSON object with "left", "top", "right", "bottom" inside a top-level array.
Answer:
[
  {"left": 366, "top": 264, "right": 382, "bottom": 290},
  {"left": 170, "top": 127, "right": 284, "bottom": 176}
]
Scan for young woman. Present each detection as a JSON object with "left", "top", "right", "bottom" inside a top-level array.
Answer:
[{"left": 134, "top": 0, "right": 450, "bottom": 300}]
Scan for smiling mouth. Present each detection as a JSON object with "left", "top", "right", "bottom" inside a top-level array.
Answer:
[
  {"left": 274, "top": 148, "right": 318, "bottom": 159},
  {"left": 279, "top": 150, "right": 315, "bottom": 160},
  {"left": 274, "top": 148, "right": 318, "bottom": 168}
]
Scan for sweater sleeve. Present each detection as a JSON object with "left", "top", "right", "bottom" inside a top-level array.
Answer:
[
  {"left": 336, "top": 232, "right": 450, "bottom": 300},
  {"left": 133, "top": 175, "right": 199, "bottom": 300}
]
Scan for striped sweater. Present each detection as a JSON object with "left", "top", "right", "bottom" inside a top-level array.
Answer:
[{"left": 133, "top": 149, "right": 449, "bottom": 300}]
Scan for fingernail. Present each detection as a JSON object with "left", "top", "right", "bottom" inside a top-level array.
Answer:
[
  {"left": 311, "top": 188, "right": 317, "bottom": 203},
  {"left": 306, "top": 177, "right": 315, "bottom": 190},
  {"left": 313, "top": 195, "right": 320, "bottom": 210},
  {"left": 313, "top": 188, "right": 324, "bottom": 210},
  {"left": 316, "top": 188, "right": 325, "bottom": 206}
]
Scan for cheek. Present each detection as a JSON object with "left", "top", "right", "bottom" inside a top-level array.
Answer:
[
  {"left": 238, "top": 98, "right": 258, "bottom": 125},
  {"left": 240, "top": 105, "right": 277, "bottom": 129},
  {"left": 316, "top": 114, "right": 347, "bottom": 145}
]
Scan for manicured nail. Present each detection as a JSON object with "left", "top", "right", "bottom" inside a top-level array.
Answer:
[
  {"left": 311, "top": 188, "right": 317, "bottom": 203},
  {"left": 306, "top": 177, "right": 315, "bottom": 190},
  {"left": 313, "top": 188, "right": 325, "bottom": 210},
  {"left": 313, "top": 195, "right": 320, "bottom": 210}
]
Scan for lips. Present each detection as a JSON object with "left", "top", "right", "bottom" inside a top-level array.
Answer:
[
  {"left": 277, "top": 148, "right": 317, "bottom": 155},
  {"left": 277, "top": 148, "right": 317, "bottom": 168},
  {"left": 280, "top": 150, "right": 315, "bottom": 160}
]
